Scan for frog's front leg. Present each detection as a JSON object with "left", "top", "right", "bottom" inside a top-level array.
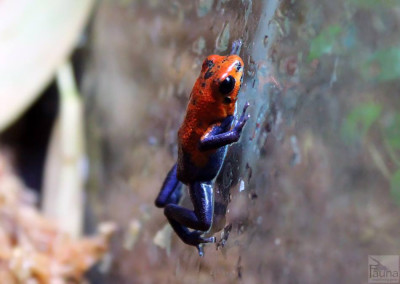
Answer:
[
  {"left": 155, "top": 163, "right": 183, "bottom": 208},
  {"left": 198, "top": 102, "right": 250, "bottom": 151},
  {"left": 164, "top": 181, "right": 216, "bottom": 255}
]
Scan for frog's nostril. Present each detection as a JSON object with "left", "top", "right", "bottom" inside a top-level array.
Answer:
[{"left": 236, "top": 61, "right": 242, "bottom": 72}]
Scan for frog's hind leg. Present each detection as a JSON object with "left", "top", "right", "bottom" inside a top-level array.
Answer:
[
  {"left": 155, "top": 163, "right": 183, "bottom": 208},
  {"left": 164, "top": 181, "right": 216, "bottom": 254},
  {"left": 165, "top": 181, "right": 213, "bottom": 231}
]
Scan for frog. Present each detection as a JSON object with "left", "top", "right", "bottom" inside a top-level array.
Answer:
[{"left": 155, "top": 40, "right": 249, "bottom": 256}]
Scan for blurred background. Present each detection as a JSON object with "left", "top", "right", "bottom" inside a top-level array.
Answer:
[{"left": 0, "top": 0, "right": 400, "bottom": 283}]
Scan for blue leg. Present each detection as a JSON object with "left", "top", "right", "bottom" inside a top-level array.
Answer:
[
  {"left": 164, "top": 181, "right": 216, "bottom": 255},
  {"left": 199, "top": 102, "right": 250, "bottom": 151},
  {"left": 155, "top": 164, "right": 182, "bottom": 208}
]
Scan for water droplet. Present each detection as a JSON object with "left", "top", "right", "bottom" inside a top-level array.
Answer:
[{"left": 239, "top": 180, "right": 245, "bottom": 192}]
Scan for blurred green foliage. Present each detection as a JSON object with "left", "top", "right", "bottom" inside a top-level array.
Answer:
[
  {"left": 363, "top": 47, "right": 400, "bottom": 82},
  {"left": 384, "top": 114, "right": 400, "bottom": 151},
  {"left": 308, "top": 25, "right": 342, "bottom": 61},
  {"left": 341, "top": 102, "right": 381, "bottom": 143}
]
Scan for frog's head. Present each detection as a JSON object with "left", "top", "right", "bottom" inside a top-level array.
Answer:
[{"left": 198, "top": 53, "right": 244, "bottom": 116}]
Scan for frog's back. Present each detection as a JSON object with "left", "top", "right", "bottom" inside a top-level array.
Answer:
[{"left": 176, "top": 53, "right": 244, "bottom": 184}]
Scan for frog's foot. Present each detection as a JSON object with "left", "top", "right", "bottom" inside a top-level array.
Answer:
[
  {"left": 187, "top": 231, "right": 215, "bottom": 245},
  {"left": 230, "top": 39, "right": 242, "bottom": 55},
  {"left": 196, "top": 238, "right": 216, "bottom": 257},
  {"left": 233, "top": 102, "right": 250, "bottom": 134},
  {"left": 189, "top": 232, "right": 216, "bottom": 257},
  {"left": 178, "top": 230, "right": 216, "bottom": 257}
]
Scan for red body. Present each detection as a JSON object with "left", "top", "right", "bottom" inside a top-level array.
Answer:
[{"left": 177, "top": 54, "right": 244, "bottom": 183}]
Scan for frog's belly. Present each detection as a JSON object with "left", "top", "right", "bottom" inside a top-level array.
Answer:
[{"left": 177, "top": 146, "right": 228, "bottom": 184}]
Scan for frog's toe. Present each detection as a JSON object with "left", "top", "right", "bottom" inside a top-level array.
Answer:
[
  {"left": 202, "top": 236, "right": 216, "bottom": 243},
  {"left": 188, "top": 231, "right": 215, "bottom": 245},
  {"left": 197, "top": 244, "right": 205, "bottom": 257},
  {"left": 243, "top": 101, "right": 250, "bottom": 111},
  {"left": 195, "top": 237, "right": 216, "bottom": 257}
]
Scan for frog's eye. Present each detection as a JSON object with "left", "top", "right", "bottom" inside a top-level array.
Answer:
[{"left": 219, "top": 75, "right": 236, "bottom": 95}]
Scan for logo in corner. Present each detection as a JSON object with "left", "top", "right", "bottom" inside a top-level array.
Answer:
[{"left": 369, "top": 255, "right": 399, "bottom": 283}]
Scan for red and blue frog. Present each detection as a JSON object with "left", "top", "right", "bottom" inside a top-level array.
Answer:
[{"left": 155, "top": 40, "right": 249, "bottom": 256}]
